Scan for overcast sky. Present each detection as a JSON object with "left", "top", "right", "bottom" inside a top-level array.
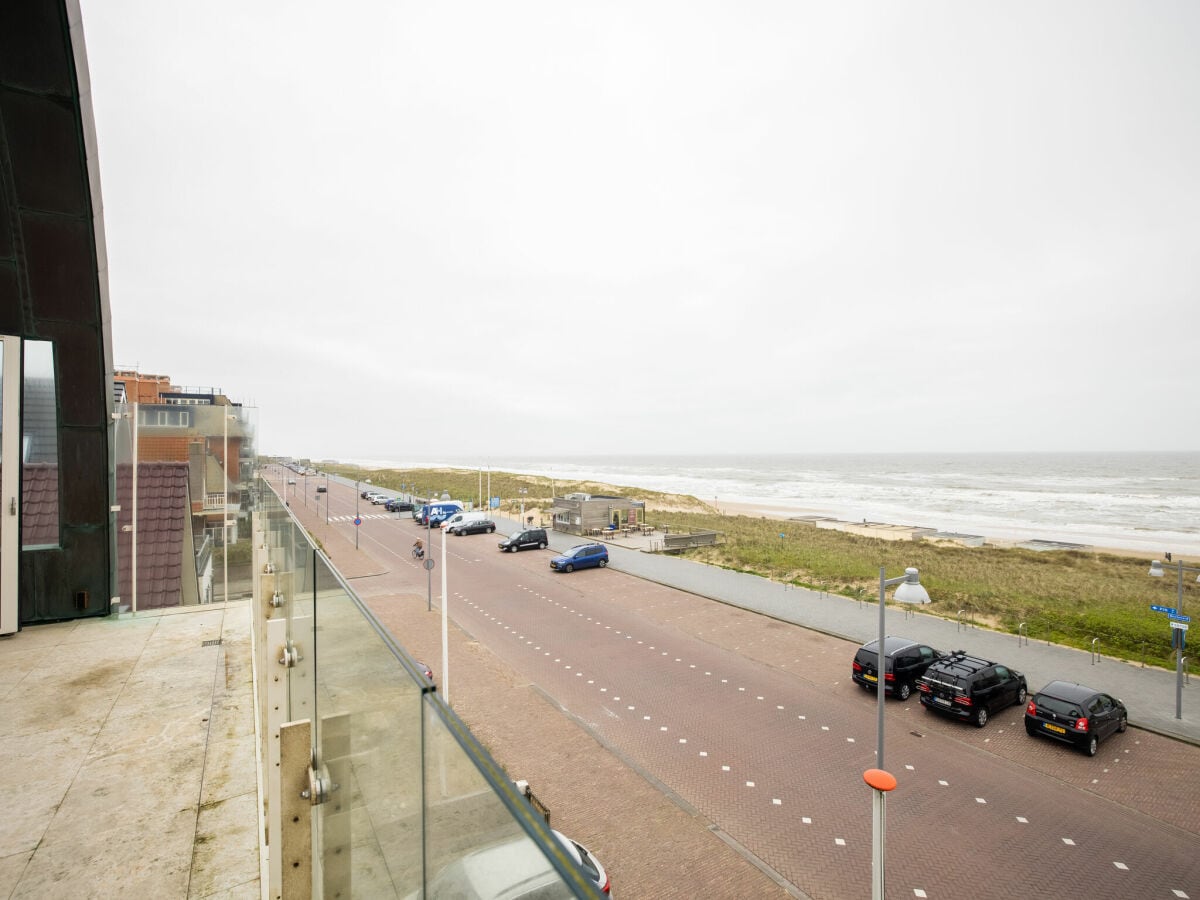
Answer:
[{"left": 83, "top": 2, "right": 1200, "bottom": 458}]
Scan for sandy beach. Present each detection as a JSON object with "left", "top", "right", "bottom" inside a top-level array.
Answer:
[{"left": 712, "top": 498, "right": 1153, "bottom": 560}]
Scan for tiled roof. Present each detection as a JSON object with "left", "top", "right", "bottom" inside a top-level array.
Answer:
[
  {"left": 21, "top": 463, "right": 59, "bottom": 546},
  {"left": 115, "top": 462, "right": 194, "bottom": 610}
]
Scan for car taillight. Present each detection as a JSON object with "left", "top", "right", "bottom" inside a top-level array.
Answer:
[
  {"left": 1026, "top": 700, "right": 1037, "bottom": 716},
  {"left": 884, "top": 672, "right": 894, "bottom": 682},
  {"left": 917, "top": 681, "right": 930, "bottom": 693},
  {"left": 853, "top": 661, "right": 862, "bottom": 673},
  {"left": 601, "top": 875, "right": 611, "bottom": 894},
  {"left": 953, "top": 695, "right": 972, "bottom": 706},
  {"left": 1075, "top": 717, "right": 1089, "bottom": 732}
]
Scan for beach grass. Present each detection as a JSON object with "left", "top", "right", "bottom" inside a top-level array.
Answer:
[{"left": 319, "top": 463, "right": 1194, "bottom": 671}]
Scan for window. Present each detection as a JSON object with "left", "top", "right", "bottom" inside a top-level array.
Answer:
[
  {"left": 21, "top": 340, "right": 59, "bottom": 549},
  {"left": 137, "top": 407, "right": 191, "bottom": 427}
]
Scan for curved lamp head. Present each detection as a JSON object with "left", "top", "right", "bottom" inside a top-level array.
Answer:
[
  {"left": 893, "top": 567, "right": 931, "bottom": 604},
  {"left": 1149, "top": 560, "right": 1164, "bottom": 577}
]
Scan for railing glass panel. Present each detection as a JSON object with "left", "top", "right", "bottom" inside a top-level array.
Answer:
[{"left": 256, "top": 475, "right": 597, "bottom": 898}]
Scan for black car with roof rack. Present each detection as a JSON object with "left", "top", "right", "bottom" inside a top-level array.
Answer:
[{"left": 917, "top": 651, "right": 1027, "bottom": 727}]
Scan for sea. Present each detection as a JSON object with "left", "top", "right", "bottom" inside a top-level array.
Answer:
[{"left": 349, "top": 452, "right": 1200, "bottom": 557}]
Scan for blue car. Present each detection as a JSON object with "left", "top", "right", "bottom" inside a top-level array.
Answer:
[{"left": 549, "top": 543, "right": 609, "bottom": 573}]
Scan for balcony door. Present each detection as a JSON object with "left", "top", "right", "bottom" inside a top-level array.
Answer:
[{"left": 0, "top": 335, "right": 19, "bottom": 635}]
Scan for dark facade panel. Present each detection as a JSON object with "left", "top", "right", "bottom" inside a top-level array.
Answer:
[
  {"left": 22, "top": 526, "right": 108, "bottom": 622},
  {"left": 21, "top": 213, "right": 97, "bottom": 323},
  {"left": 0, "top": 4, "right": 73, "bottom": 95},
  {"left": 37, "top": 319, "right": 104, "bottom": 426},
  {"left": 0, "top": 265, "right": 19, "bottom": 330},
  {"left": 1, "top": 0, "right": 114, "bottom": 625},
  {"left": 0, "top": 90, "right": 88, "bottom": 216},
  {"left": 0, "top": 168, "right": 13, "bottom": 259},
  {"left": 60, "top": 427, "right": 107, "bottom": 526}
]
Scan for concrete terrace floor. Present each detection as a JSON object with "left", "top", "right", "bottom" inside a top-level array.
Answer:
[{"left": 0, "top": 602, "right": 261, "bottom": 899}]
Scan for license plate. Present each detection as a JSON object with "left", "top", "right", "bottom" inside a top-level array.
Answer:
[
  {"left": 864, "top": 674, "right": 877, "bottom": 683},
  {"left": 935, "top": 697, "right": 951, "bottom": 706},
  {"left": 1043, "top": 723, "right": 1066, "bottom": 734}
]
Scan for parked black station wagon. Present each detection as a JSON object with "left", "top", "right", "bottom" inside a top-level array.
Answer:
[
  {"left": 1024, "top": 680, "right": 1127, "bottom": 756},
  {"left": 498, "top": 528, "right": 548, "bottom": 552},
  {"left": 917, "top": 652, "right": 1027, "bottom": 727},
  {"left": 851, "top": 637, "right": 944, "bottom": 700}
]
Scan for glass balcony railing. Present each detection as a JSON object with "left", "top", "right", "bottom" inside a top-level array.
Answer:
[{"left": 253, "top": 477, "right": 599, "bottom": 899}]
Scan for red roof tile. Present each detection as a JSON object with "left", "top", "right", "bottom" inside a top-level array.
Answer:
[{"left": 115, "top": 462, "right": 193, "bottom": 610}]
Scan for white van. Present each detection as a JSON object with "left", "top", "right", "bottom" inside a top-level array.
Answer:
[{"left": 443, "top": 510, "right": 487, "bottom": 534}]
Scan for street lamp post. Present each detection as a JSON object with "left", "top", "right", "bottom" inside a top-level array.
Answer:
[
  {"left": 519, "top": 487, "right": 528, "bottom": 526},
  {"left": 426, "top": 504, "right": 433, "bottom": 612},
  {"left": 355, "top": 478, "right": 371, "bottom": 550},
  {"left": 325, "top": 473, "right": 330, "bottom": 523},
  {"left": 1149, "top": 556, "right": 1199, "bottom": 720},
  {"left": 223, "top": 413, "right": 237, "bottom": 604},
  {"left": 869, "top": 565, "right": 930, "bottom": 900}
]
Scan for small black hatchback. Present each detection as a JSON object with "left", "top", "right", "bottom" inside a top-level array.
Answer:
[
  {"left": 1024, "top": 681, "right": 1128, "bottom": 756},
  {"left": 851, "top": 637, "right": 944, "bottom": 701},
  {"left": 917, "top": 652, "right": 1027, "bottom": 727}
]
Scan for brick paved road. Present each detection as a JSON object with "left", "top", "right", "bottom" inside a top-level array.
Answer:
[{"left": 287, "top": 477, "right": 1200, "bottom": 899}]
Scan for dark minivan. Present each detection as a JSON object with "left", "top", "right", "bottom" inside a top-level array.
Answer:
[
  {"left": 498, "top": 528, "right": 548, "bottom": 552},
  {"left": 852, "top": 637, "right": 943, "bottom": 701},
  {"left": 917, "top": 652, "right": 1027, "bottom": 727}
]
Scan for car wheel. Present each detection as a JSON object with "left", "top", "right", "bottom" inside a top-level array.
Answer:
[
  {"left": 1015, "top": 687, "right": 1027, "bottom": 707},
  {"left": 895, "top": 681, "right": 911, "bottom": 701},
  {"left": 1117, "top": 714, "right": 1128, "bottom": 733},
  {"left": 599, "top": 558, "right": 607, "bottom": 567},
  {"left": 487, "top": 526, "right": 494, "bottom": 533},
  {"left": 538, "top": 541, "right": 547, "bottom": 549},
  {"left": 510, "top": 545, "right": 519, "bottom": 553},
  {"left": 1085, "top": 734, "right": 1098, "bottom": 757},
  {"left": 975, "top": 707, "right": 989, "bottom": 728},
  {"left": 564, "top": 563, "right": 574, "bottom": 573}
]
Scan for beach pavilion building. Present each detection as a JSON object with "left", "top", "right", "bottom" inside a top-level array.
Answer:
[{"left": 550, "top": 492, "right": 645, "bottom": 535}]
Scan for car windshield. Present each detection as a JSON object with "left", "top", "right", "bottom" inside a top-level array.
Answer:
[
  {"left": 508, "top": 532, "right": 524, "bottom": 540},
  {"left": 571, "top": 840, "right": 600, "bottom": 880}
]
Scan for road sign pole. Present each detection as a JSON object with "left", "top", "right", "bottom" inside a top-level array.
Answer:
[
  {"left": 1151, "top": 605, "right": 1189, "bottom": 720},
  {"left": 1177, "top": 639, "right": 1184, "bottom": 720}
]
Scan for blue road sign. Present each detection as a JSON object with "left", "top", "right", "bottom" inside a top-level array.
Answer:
[
  {"left": 354, "top": 516, "right": 362, "bottom": 526},
  {"left": 1150, "top": 605, "right": 1178, "bottom": 615},
  {"left": 1169, "top": 614, "right": 1191, "bottom": 623}
]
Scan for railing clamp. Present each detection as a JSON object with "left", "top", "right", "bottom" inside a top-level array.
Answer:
[
  {"left": 302, "top": 764, "right": 335, "bottom": 806},
  {"left": 279, "top": 641, "right": 301, "bottom": 667}
]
